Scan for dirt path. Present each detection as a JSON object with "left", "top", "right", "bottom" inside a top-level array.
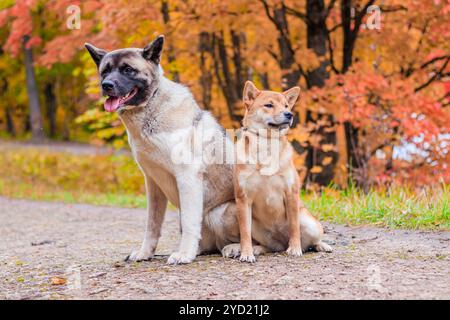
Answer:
[{"left": 0, "top": 197, "right": 449, "bottom": 300}]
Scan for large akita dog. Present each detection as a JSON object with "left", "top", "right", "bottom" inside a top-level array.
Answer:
[
  {"left": 222, "top": 81, "right": 332, "bottom": 263},
  {"left": 85, "top": 36, "right": 239, "bottom": 264}
]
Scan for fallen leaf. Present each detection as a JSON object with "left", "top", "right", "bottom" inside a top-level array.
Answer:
[{"left": 51, "top": 276, "right": 67, "bottom": 286}]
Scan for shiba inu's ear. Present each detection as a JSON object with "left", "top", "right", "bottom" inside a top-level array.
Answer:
[
  {"left": 84, "top": 43, "right": 107, "bottom": 67},
  {"left": 283, "top": 86, "right": 301, "bottom": 109},
  {"left": 243, "top": 81, "right": 260, "bottom": 108},
  {"left": 143, "top": 35, "right": 165, "bottom": 64}
]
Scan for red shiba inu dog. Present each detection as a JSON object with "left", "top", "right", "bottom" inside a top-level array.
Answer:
[{"left": 222, "top": 81, "right": 332, "bottom": 263}]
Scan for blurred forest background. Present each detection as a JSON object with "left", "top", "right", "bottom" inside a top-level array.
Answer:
[{"left": 0, "top": 0, "right": 449, "bottom": 192}]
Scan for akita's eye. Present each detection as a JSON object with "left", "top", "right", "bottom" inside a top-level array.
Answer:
[
  {"left": 264, "top": 103, "right": 273, "bottom": 108},
  {"left": 123, "top": 66, "right": 135, "bottom": 74},
  {"left": 101, "top": 68, "right": 110, "bottom": 77}
]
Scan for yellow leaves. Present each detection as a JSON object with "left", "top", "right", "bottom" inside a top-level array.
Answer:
[
  {"left": 113, "top": 138, "right": 126, "bottom": 149},
  {"left": 323, "top": 188, "right": 341, "bottom": 199},
  {"left": 76, "top": 107, "right": 126, "bottom": 149},
  {"left": 51, "top": 277, "right": 67, "bottom": 286},
  {"left": 322, "top": 156, "right": 333, "bottom": 166},
  {"left": 0, "top": 148, "right": 145, "bottom": 195},
  {"left": 310, "top": 166, "right": 323, "bottom": 174},
  {"left": 321, "top": 144, "right": 336, "bottom": 152},
  {"left": 308, "top": 134, "right": 322, "bottom": 149},
  {"left": 96, "top": 127, "right": 126, "bottom": 140},
  {"left": 295, "top": 48, "right": 321, "bottom": 72},
  {"left": 288, "top": 125, "right": 310, "bottom": 147},
  {"left": 0, "top": 0, "right": 14, "bottom": 11}
]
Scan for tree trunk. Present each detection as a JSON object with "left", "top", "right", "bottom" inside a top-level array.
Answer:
[
  {"left": 259, "top": 72, "right": 270, "bottom": 89},
  {"left": 1, "top": 78, "right": 16, "bottom": 136},
  {"left": 198, "top": 32, "right": 213, "bottom": 110},
  {"left": 212, "top": 32, "right": 242, "bottom": 122},
  {"left": 304, "top": 0, "right": 337, "bottom": 186},
  {"left": 161, "top": 0, "right": 179, "bottom": 82},
  {"left": 5, "top": 106, "right": 16, "bottom": 137},
  {"left": 340, "top": 0, "right": 376, "bottom": 184},
  {"left": 306, "top": 0, "right": 328, "bottom": 87},
  {"left": 341, "top": 0, "right": 354, "bottom": 73},
  {"left": 231, "top": 30, "right": 245, "bottom": 98},
  {"left": 272, "top": 5, "right": 301, "bottom": 89},
  {"left": 23, "top": 35, "right": 46, "bottom": 142},
  {"left": 44, "top": 83, "right": 57, "bottom": 137}
]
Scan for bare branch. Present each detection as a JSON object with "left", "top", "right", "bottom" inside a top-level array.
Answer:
[
  {"left": 284, "top": 5, "right": 307, "bottom": 21},
  {"left": 325, "top": 0, "right": 338, "bottom": 17},
  {"left": 419, "top": 55, "right": 450, "bottom": 70},
  {"left": 326, "top": 28, "right": 340, "bottom": 74},
  {"left": 379, "top": 4, "right": 407, "bottom": 13},
  {"left": 415, "top": 57, "right": 450, "bottom": 92},
  {"left": 259, "top": 0, "right": 277, "bottom": 26}
]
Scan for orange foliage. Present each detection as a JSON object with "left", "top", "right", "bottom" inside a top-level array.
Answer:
[{"left": 0, "top": 0, "right": 449, "bottom": 187}]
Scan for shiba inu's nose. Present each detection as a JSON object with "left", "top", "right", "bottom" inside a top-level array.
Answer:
[
  {"left": 102, "top": 80, "right": 114, "bottom": 91},
  {"left": 283, "top": 112, "right": 293, "bottom": 120}
]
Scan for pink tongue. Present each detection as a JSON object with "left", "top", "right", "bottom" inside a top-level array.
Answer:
[{"left": 104, "top": 97, "right": 121, "bottom": 112}]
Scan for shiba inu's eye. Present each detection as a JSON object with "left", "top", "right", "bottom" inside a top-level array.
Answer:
[
  {"left": 285, "top": 105, "right": 289, "bottom": 109},
  {"left": 264, "top": 103, "right": 273, "bottom": 108}
]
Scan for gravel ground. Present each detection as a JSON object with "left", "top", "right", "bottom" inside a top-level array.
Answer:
[{"left": 0, "top": 197, "right": 449, "bottom": 300}]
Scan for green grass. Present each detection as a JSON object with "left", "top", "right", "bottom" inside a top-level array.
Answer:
[
  {"left": 1, "top": 179, "right": 448, "bottom": 230},
  {"left": 0, "top": 146, "right": 448, "bottom": 230},
  {"left": 302, "top": 186, "right": 449, "bottom": 230}
]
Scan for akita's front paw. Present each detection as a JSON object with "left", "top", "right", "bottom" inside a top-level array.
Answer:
[
  {"left": 125, "top": 249, "right": 153, "bottom": 262},
  {"left": 167, "top": 251, "right": 196, "bottom": 265},
  {"left": 314, "top": 241, "right": 333, "bottom": 253},
  {"left": 286, "top": 246, "right": 303, "bottom": 257}
]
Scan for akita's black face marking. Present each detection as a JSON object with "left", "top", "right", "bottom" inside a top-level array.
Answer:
[{"left": 85, "top": 36, "right": 164, "bottom": 112}]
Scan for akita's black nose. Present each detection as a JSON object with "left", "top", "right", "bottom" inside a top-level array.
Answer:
[
  {"left": 283, "top": 112, "right": 293, "bottom": 120},
  {"left": 102, "top": 80, "right": 114, "bottom": 91}
]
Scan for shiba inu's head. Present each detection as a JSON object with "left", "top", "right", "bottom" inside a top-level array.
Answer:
[
  {"left": 242, "top": 81, "right": 300, "bottom": 135},
  {"left": 84, "top": 35, "right": 164, "bottom": 112}
]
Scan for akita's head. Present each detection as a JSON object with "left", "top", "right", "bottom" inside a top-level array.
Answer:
[
  {"left": 85, "top": 35, "right": 164, "bottom": 112},
  {"left": 242, "top": 81, "right": 300, "bottom": 135}
]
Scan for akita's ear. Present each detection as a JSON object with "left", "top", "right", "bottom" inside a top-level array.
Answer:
[
  {"left": 143, "top": 35, "right": 165, "bottom": 64},
  {"left": 243, "top": 81, "right": 260, "bottom": 108},
  {"left": 84, "top": 43, "right": 107, "bottom": 67},
  {"left": 283, "top": 86, "right": 300, "bottom": 109}
]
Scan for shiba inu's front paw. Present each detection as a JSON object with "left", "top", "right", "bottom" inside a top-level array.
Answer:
[
  {"left": 125, "top": 249, "right": 153, "bottom": 262},
  {"left": 286, "top": 246, "right": 303, "bottom": 257},
  {"left": 167, "top": 251, "right": 196, "bottom": 265},
  {"left": 239, "top": 253, "right": 256, "bottom": 263}
]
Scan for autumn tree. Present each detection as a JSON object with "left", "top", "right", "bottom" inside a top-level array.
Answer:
[
  {"left": 0, "top": 0, "right": 448, "bottom": 187},
  {"left": 0, "top": 0, "right": 46, "bottom": 141}
]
